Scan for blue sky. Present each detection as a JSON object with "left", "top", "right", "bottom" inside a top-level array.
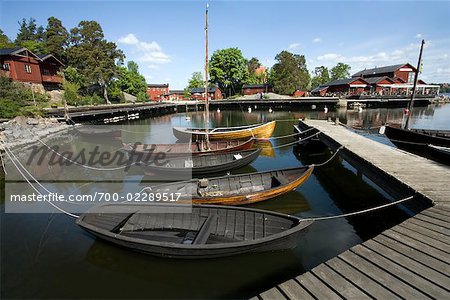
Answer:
[{"left": 1, "top": 1, "right": 449, "bottom": 88}]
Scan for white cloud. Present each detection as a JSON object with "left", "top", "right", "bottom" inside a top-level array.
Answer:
[
  {"left": 288, "top": 42, "right": 301, "bottom": 50},
  {"left": 415, "top": 33, "right": 422, "bottom": 39},
  {"left": 317, "top": 53, "right": 344, "bottom": 61},
  {"left": 312, "top": 38, "right": 321, "bottom": 43},
  {"left": 118, "top": 33, "right": 139, "bottom": 45},
  {"left": 117, "top": 33, "right": 170, "bottom": 64},
  {"left": 147, "top": 64, "right": 159, "bottom": 70}
]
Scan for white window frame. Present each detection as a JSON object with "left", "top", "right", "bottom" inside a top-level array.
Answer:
[{"left": 25, "top": 64, "right": 32, "bottom": 73}]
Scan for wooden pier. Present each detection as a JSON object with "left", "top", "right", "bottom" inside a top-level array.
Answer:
[{"left": 255, "top": 119, "right": 450, "bottom": 299}]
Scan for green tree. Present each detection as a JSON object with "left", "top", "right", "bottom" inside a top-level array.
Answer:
[
  {"left": 187, "top": 71, "right": 204, "bottom": 89},
  {"left": 15, "top": 18, "right": 46, "bottom": 53},
  {"left": 67, "top": 20, "right": 124, "bottom": 103},
  {"left": 247, "top": 57, "right": 261, "bottom": 75},
  {"left": 209, "top": 47, "right": 248, "bottom": 97},
  {"left": 45, "top": 17, "right": 69, "bottom": 62},
  {"left": 270, "top": 51, "right": 310, "bottom": 95},
  {"left": 330, "top": 62, "right": 351, "bottom": 80},
  {"left": 0, "top": 29, "right": 14, "bottom": 48},
  {"left": 311, "top": 66, "right": 330, "bottom": 89},
  {"left": 113, "top": 61, "right": 147, "bottom": 96}
]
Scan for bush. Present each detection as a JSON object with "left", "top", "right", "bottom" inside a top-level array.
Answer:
[
  {"left": 62, "top": 80, "right": 80, "bottom": 106},
  {"left": 136, "top": 91, "right": 149, "bottom": 102},
  {"left": 19, "top": 106, "right": 44, "bottom": 118},
  {"left": 0, "top": 99, "right": 21, "bottom": 118}
]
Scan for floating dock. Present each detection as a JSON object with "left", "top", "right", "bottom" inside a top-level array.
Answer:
[{"left": 255, "top": 119, "right": 450, "bottom": 299}]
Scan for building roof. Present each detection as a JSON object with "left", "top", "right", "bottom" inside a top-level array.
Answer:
[
  {"left": 324, "top": 77, "right": 369, "bottom": 86},
  {"left": 148, "top": 83, "right": 169, "bottom": 87},
  {"left": 363, "top": 76, "right": 395, "bottom": 84},
  {"left": 0, "top": 47, "right": 23, "bottom": 56},
  {"left": 352, "top": 63, "right": 414, "bottom": 77},
  {"left": 242, "top": 84, "right": 272, "bottom": 89},
  {"left": 165, "top": 90, "right": 185, "bottom": 95},
  {"left": 311, "top": 86, "right": 328, "bottom": 93},
  {"left": 37, "top": 54, "right": 65, "bottom": 66},
  {"left": 190, "top": 87, "right": 218, "bottom": 93}
]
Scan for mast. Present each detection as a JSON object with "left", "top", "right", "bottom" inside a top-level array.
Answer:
[
  {"left": 205, "top": 3, "right": 210, "bottom": 148},
  {"left": 404, "top": 39, "right": 425, "bottom": 130}
]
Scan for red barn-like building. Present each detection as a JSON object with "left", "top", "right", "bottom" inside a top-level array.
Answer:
[
  {"left": 0, "top": 47, "right": 64, "bottom": 89},
  {"left": 190, "top": 87, "right": 223, "bottom": 100},
  {"left": 146, "top": 83, "right": 169, "bottom": 101},
  {"left": 242, "top": 84, "right": 272, "bottom": 95},
  {"left": 352, "top": 63, "right": 417, "bottom": 83}
]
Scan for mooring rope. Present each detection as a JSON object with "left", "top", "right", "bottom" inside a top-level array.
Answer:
[
  {"left": 0, "top": 138, "right": 84, "bottom": 206},
  {"left": 300, "top": 195, "right": 415, "bottom": 222},
  {"left": 0, "top": 151, "right": 7, "bottom": 175},
  {"left": 0, "top": 139, "right": 80, "bottom": 218},
  {"left": 312, "top": 146, "right": 344, "bottom": 167}
]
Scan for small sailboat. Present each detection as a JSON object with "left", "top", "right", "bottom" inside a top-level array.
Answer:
[
  {"left": 171, "top": 4, "right": 276, "bottom": 142},
  {"left": 383, "top": 40, "right": 450, "bottom": 165},
  {"left": 173, "top": 121, "right": 276, "bottom": 141}
]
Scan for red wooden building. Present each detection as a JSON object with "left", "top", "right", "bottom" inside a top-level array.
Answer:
[
  {"left": 164, "top": 90, "right": 186, "bottom": 101},
  {"left": 0, "top": 47, "right": 64, "bottom": 89},
  {"left": 319, "top": 77, "right": 369, "bottom": 95},
  {"left": 242, "top": 84, "right": 272, "bottom": 95},
  {"left": 37, "top": 54, "right": 64, "bottom": 89},
  {"left": 352, "top": 63, "right": 417, "bottom": 83},
  {"left": 190, "top": 87, "right": 223, "bottom": 100},
  {"left": 146, "top": 83, "right": 169, "bottom": 101}
]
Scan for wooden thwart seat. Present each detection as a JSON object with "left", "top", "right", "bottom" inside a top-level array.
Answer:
[{"left": 192, "top": 215, "right": 218, "bottom": 244}]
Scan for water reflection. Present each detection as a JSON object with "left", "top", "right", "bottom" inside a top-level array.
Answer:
[{"left": 2, "top": 105, "right": 447, "bottom": 299}]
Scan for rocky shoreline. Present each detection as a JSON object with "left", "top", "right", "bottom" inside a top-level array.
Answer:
[{"left": 0, "top": 116, "right": 70, "bottom": 151}]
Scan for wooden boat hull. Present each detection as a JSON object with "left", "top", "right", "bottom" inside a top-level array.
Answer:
[
  {"left": 149, "top": 165, "right": 314, "bottom": 206},
  {"left": 384, "top": 125, "right": 450, "bottom": 165},
  {"left": 140, "top": 149, "right": 261, "bottom": 177},
  {"left": 172, "top": 121, "right": 276, "bottom": 141},
  {"left": 76, "top": 204, "right": 313, "bottom": 259},
  {"left": 124, "top": 138, "right": 255, "bottom": 160}
]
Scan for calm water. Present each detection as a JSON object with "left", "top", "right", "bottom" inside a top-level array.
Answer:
[{"left": 1, "top": 104, "right": 449, "bottom": 299}]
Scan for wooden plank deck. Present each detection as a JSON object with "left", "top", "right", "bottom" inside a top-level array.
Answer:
[{"left": 255, "top": 120, "right": 450, "bottom": 299}]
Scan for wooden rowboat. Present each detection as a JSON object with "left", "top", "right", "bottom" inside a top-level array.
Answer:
[
  {"left": 123, "top": 138, "right": 254, "bottom": 160},
  {"left": 76, "top": 203, "right": 313, "bottom": 259},
  {"left": 383, "top": 125, "right": 450, "bottom": 165},
  {"left": 172, "top": 121, "right": 276, "bottom": 141},
  {"left": 146, "top": 165, "right": 314, "bottom": 205},
  {"left": 140, "top": 149, "right": 261, "bottom": 177}
]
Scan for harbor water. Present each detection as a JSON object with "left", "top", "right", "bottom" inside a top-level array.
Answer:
[{"left": 1, "top": 103, "right": 449, "bottom": 299}]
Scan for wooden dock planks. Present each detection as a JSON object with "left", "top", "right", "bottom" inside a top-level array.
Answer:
[{"left": 255, "top": 120, "right": 450, "bottom": 300}]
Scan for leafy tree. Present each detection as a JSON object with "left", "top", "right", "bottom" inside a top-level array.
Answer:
[
  {"left": 330, "top": 62, "right": 351, "bottom": 80},
  {"left": 64, "top": 66, "right": 85, "bottom": 86},
  {"left": 209, "top": 48, "right": 248, "bottom": 96},
  {"left": 45, "top": 17, "right": 69, "bottom": 62},
  {"left": 67, "top": 20, "right": 124, "bottom": 103},
  {"left": 247, "top": 57, "right": 261, "bottom": 75},
  {"left": 62, "top": 80, "right": 80, "bottom": 106},
  {"left": 311, "top": 66, "right": 330, "bottom": 88},
  {"left": 270, "top": 51, "right": 310, "bottom": 94},
  {"left": 113, "top": 61, "right": 147, "bottom": 96},
  {"left": 187, "top": 71, "right": 204, "bottom": 89},
  {"left": 0, "top": 29, "right": 14, "bottom": 48}
]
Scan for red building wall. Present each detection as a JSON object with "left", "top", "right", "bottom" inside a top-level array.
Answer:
[
  {"left": 3, "top": 55, "right": 42, "bottom": 83},
  {"left": 146, "top": 85, "right": 169, "bottom": 101}
]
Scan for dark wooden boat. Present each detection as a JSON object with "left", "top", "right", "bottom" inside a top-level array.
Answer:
[
  {"left": 384, "top": 125, "right": 450, "bottom": 165},
  {"left": 72, "top": 126, "right": 121, "bottom": 139},
  {"left": 123, "top": 138, "right": 254, "bottom": 160},
  {"left": 76, "top": 203, "right": 313, "bottom": 259},
  {"left": 140, "top": 149, "right": 261, "bottom": 177},
  {"left": 172, "top": 121, "right": 276, "bottom": 141},
  {"left": 146, "top": 165, "right": 314, "bottom": 205}
]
